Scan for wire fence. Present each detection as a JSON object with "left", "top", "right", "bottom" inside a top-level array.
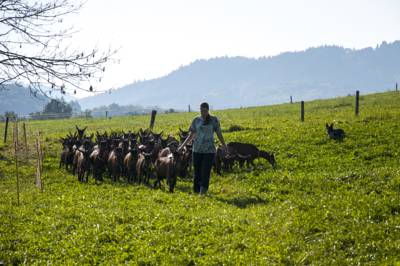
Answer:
[
  {"left": 2, "top": 112, "right": 90, "bottom": 121},
  {"left": 2, "top": 119, "right": 44, "bottom": 206},
  {"left": 1, "top": 89, "right": 399, "bottom": 205},
  {"left": 1, "top": 109, "right": 169, "bottom": 121}
]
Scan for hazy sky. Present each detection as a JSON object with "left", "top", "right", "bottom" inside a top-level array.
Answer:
[{"left": 67, "top": 0, "right": 400, "bottom": 98}]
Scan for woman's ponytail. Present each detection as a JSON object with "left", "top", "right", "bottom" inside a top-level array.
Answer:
[
  {"left": 200, "top": 102, "right": 211, "bottom": 125},
  {"left": 204, "top": 114, "right": 211, "bottom": 125}
]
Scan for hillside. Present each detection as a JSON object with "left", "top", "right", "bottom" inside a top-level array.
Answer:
[
  {"left": 0, "top": 85, "right": 78, "bottom": 116},
  {"left": 79, "top": 41, "right": 400, "bottom": 110},
  {"left": 0, "top": 85, "right": 48, "bottom": 115},
  {"left": 1, "top": 91, "right": 400, "bottom": 264}
]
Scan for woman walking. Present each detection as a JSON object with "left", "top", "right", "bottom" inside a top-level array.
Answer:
[{"left": 178, "top": 102, "right": 227, "bottom": 195}]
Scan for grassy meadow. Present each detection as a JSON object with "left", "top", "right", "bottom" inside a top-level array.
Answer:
[{"left": 0, "top": 91, "right": 400, "bottom": 265}]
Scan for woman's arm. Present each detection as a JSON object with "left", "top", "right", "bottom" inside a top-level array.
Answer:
[
  {"left": 216, "top": 130, "right": 227, "bottom": 150},
  {"left": 178, "top": 131, "right": 195, "bottom": 151},
  {"left": 214, "top": 117, "right": 227, "bottom": 150}
]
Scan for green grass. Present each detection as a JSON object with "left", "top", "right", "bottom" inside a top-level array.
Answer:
[{"left": 1, "top": 91, "right": 400, "bottom": 265}]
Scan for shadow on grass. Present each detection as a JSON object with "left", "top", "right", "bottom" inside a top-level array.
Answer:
[{"left": 214, "top": 194, "right": 268, "bottom": 209}]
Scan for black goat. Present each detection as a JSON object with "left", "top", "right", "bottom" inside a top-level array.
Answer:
[{"left": 326, "top": 123, "right": 345, "bottom": 140}]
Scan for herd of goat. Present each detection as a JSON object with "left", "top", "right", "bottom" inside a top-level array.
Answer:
[
  {"left": 59, "top": 123, "right": 344, "bottom": 192},
  {"left": 59, "top": 126, "right": 277, "bottom": 192}
]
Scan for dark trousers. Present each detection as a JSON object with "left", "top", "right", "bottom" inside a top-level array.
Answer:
[{"left": 192, "top": 152, "right": 215, "bottom": 193}]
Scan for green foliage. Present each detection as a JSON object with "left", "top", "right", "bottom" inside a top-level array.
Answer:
[
  {"left": 43, "top": 99, "right": 72, "bottom": 115},
  {"left": 0, "top": 92, "right": 399, "bottom": 264},
  {"left": 90, "top": 103, "right": 166, "bottom": 118},
  {"left": 29, "top": 98, "right": 73, "bottom": 120}
]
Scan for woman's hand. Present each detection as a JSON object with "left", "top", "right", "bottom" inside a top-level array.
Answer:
[
  {"left": 179, "top": 131, "right": 194, "bottom": 152},
  {"left": 216, "top": 127, "right": 227, "bottom": 152},
  {"left": 177, "top": 145, "right": 183, "bottom": 152},
  {"left": 221, "top": 143, "right": 228, "bottom": 152}
]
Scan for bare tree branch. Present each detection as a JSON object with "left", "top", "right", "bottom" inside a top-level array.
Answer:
[{"left": 0, "top": 0, "right": 117, "bottom": 96}]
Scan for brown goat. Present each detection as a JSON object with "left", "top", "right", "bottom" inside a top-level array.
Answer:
[
  {"left": 124, "top": 147, "right": 139, "bottom": 183},
  {"left": 107, "top": 147, "right": 124, "bottom": 182},
  {"left": 59, "top": 138, "right": 74, "bottom": 171},
  {"left": 227, "top": 142, "right": 276, "bottom": 168},
  {"left": 72, "top": 139, "right": 92, "bottom": 176},
  {"left": 75, "top": 125, "right": 87, "bottom": 140},
  {"left": 76, "top": 148, "right": 92, "bottom": 182},
  {"left": 136, "top": 152, "right": 153, "bottom": 184},
  {"left": 177, "top": 145, "right": 192, "bottom": 178},
  {"left": 214, "top": 145, "right": 250, "bottom": 174},
  {"left": 154, "top": 148, "right": 180, "bottom": 192},
  {"left": 90, "top": 140, "right": 108, "bottom": 182}
]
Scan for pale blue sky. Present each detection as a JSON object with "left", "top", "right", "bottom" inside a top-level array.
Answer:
[{"left": 67, "top": 0, "right": 400, "bottom": 97}]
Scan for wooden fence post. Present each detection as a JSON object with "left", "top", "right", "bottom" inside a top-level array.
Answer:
[
  {"left": 38, "top": 132, "right": 43, "bottom": 171},
  {"left": 3, "top": 116, "right": 9, "bottom": 143},
  {"left": 35, "top": 132, "right": 43, "bottom": 191},
  {"left": 396, "top": 82, "right": 398, "bottom": 92},
  {"left": 149, "top": 110, "right": 157, "bottom": 129},
  {"left": 290, "top": 96, "right": 293, "bottom": 104},
  {"left": 14, "top": 119, "right": 20, "bottom": 206},
  {"left": 23, "top": 122, "right": 28, "bottom": 162},
  {"left": 300, "top": 101, "right": 305, "bottom": 122},
  {"left": 355, "top": 90, "right": 360, "bottom": 116},
  {"left": 188, "top": 105, "right": 191, "bottom": 112},
  {"left": 13, "top": 117, "right": 18, "bottom": 145}
]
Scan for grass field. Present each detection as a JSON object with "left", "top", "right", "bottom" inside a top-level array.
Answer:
[{"left": 1, "top": 91, "right": 400, "bottom": 265}]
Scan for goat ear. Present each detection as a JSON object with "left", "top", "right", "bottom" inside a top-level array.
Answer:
[
  {"left": 76, "top": 125, "right": 79, "bottom": 131},
  {"left": 83, "top": 126, "right": 87, "bottom": 131},
  {"left": 179, "top": 128, "right": 184, "bottom": 133}
]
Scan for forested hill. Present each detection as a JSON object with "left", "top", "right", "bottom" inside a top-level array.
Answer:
[{"left": 79, "top": 41, "right": 400, "bottom": 110}]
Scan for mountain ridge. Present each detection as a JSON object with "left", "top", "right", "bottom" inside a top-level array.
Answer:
[{"left": 79, "top": 41, "right": 400, "bottom": 110}]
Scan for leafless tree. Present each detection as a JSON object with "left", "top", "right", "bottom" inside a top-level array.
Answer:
[{"left": 0, "top": 0, "right": 117, "bottom": 96}]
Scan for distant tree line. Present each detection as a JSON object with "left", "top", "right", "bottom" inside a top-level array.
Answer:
[
  {"left": 29, "top": 99, "right": 74, "bottom": 120},
  {"left": 1, "top": 101, "right": 180, "bottom": 121},
  {"left": 90, "top": 103, "right": 167, "bottom": 118}
]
